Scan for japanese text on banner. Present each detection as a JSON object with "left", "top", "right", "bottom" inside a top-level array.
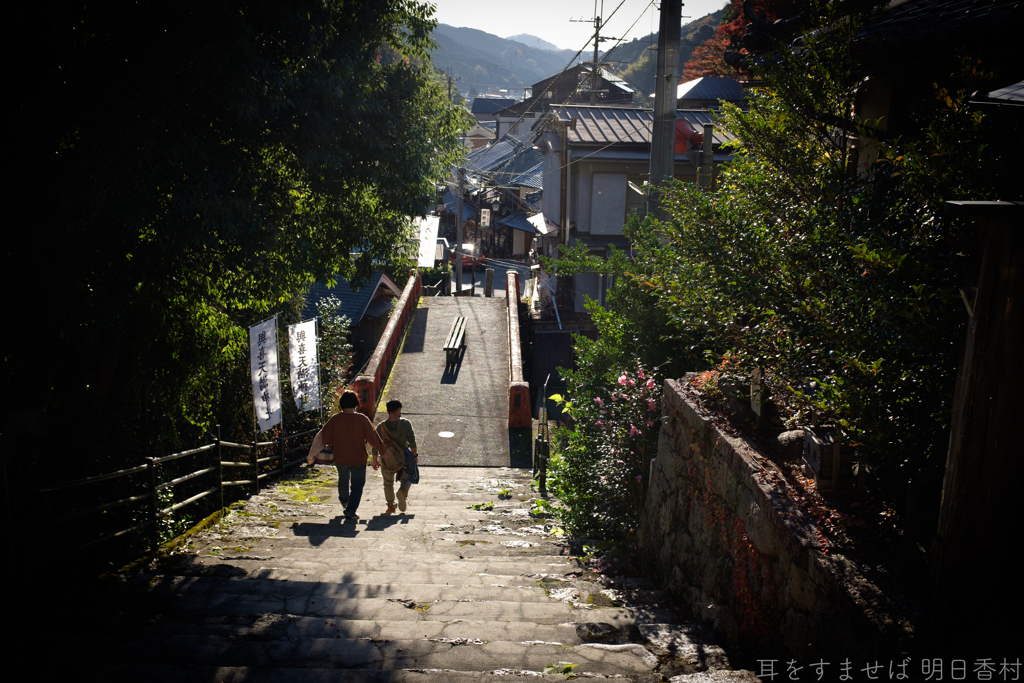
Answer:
[
  {"left": 249, "top": 316, "right": 282, "bottom": 431},
  {"left": 288, "top": 319, "right": 320, "bottom": 412}
]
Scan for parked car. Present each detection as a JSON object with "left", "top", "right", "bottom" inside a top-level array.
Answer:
[{"left": 449, "top": 244, "right": 485, "bottom": 271}]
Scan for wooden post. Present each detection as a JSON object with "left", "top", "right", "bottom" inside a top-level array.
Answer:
[
  {"left": 146, "top": 457, "right": 158, "bottom": 551},
  {"left": 927, "top": 201, "right": 1023, "bottom": 654},
  {"left": 216, "top": 424, "right": 224, "bottom": 512},
  {"left": 485, "top": 268, "right": 494, "bottom": 297},
  {"left": 279, "top": 430, "right": 285, "bottom": 479},
  {"left": 251, "top": 434, "right": 259, "bottom": 496}
]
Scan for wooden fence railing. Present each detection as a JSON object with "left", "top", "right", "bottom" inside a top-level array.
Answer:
[
  {"left": 9, "top": 271, "right": 424, "bottom": 567},
  {"left": 9, "top": 425, "right": 318, "bottom": 565}
]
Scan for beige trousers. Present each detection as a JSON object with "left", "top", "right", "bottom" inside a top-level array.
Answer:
[{"left": 382, "top": 467, "right": 410, "bottom": 506}]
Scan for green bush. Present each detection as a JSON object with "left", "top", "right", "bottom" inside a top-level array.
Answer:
[
  {"left": 636, "top": 4, "right": 1014, "bottom": 493},
  {"left": 549, "top": 361, "right": 661, "bottom": 542}
]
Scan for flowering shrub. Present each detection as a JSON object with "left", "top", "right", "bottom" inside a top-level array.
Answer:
[{"left": 549, "top": 361, "right": 661, "bottom": 542}]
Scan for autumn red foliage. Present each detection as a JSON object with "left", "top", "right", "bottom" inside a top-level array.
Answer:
[{"left": 682, "top": 0, "right": 802, "bottom": 81}]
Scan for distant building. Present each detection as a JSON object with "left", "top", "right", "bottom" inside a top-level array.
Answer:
[
  {"left": 470, "top": 97, "right": 517, "bottom": 124},
  {"left": 494, "top": 63, "right": 637, "bottom": 143},
  {"left": 304, "top": 273, "right": 402, "bottom": 360},
  {"left": 534, "top": 104, "right": 734, "bottom": 313},
  {"left": 675, "top": 77, "right": 746, "bottom": 109}
]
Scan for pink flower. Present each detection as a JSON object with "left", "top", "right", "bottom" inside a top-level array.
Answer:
[
  {"left": 646, "top": 420, "right": 654, "bottom": 427},
  {"left": 618, "top": 375, "right": 628, "bottom": 386},
  {"left": 595, "top": 420, "right": 603, "bottom": 426},
  {"left": 629, "top": 379, "right": 636, "bottom": 387},
  {"left": 639, "top": 370, "right": 645, "bottom": 379},
  {"left": 647, "top": 398, "right": 657, "bottom": 411},
  {"left": 610, "top": 392, "right": 617, "bottom": 401},
  {"left": 630, "top": 425, "right": 639, "bottom": 436},
  {"left": 646, "top": 379, "right": 656, "bottom": 388},
  {"left": 594, "top": 397, "right": 605, "bottom": 407}
]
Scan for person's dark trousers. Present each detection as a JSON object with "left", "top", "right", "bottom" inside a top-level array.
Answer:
[{"left": 336, "top": 464, "right": 367, "bottom": 518}]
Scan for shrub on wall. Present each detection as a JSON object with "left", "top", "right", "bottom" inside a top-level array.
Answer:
[{"left": 550, "top": 361, "right": 662, "bottom": 542}]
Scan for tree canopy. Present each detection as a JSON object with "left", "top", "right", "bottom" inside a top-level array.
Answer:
[{"left": 6, "top": 0, "right": 467, "bottom": 463}]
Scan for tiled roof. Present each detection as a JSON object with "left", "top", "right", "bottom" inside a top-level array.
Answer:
[
  {"left": 980, "top": 81, "right": 1024, "bottom": 104},
  {"left": 511, "top": 161, "right": 544, "bottom": 189},
  {"left": 525, "top": 193, "right": 543, "bottom": 213},
  {"left": 302, "top": 272, "right": 400, "bottom": 324},
  {"left": 554, "top": 105, "right": 733, "bottom": 147},
  {"left": 471, "top": 97, "right": 516, "bottom": 115},
  {"left": 676, "top": 77, "right": 746, "bottom": 103},
  {"left": 487, "top": 147, "right": 543, "bottom": 187},
  {"left": 988, "top": 81, "right": 1024, "bottom": 103},
  {"left": 464, "top": 139, "right": 520, "bottom": 173},
  {"left": 498, "top": 211, "right": 536, "bottom": 233},
  {"left": 443, "top": 190, "right": 476, "bottom": 221}
]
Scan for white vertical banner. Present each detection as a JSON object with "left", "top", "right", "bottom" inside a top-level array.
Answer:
[
  {"left": 288, "top": 318, "right": 320, "bottom": 412},
  {"left": 249, "top": 316, "right": 282, "bottom": 432}
]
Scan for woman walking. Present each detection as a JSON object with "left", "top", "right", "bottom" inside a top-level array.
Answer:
[{"left": 310, "top": 390, "right": 385, "bottom": 520}]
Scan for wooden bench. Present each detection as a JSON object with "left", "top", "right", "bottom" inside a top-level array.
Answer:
[{"left": 444, "top": 316, "right": 467, "bottom": 365}]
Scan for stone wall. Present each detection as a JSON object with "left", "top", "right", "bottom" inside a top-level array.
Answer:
[{"left": 639, "top": 378, "right": 912, "bottom": 661}]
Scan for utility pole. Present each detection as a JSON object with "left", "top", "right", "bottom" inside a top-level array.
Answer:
[
  {"left": 648, "top": 0, "right": 683, "bottom": 218},
  {"left": 572, "top": 2, "right": 615, "bottom": 106},
  {"left": 446, "top": 67, "right": 461, "bottom": 104},
  {"left": 590, "top": 13, "right": 602, "bottom": 105},
  {"left": 455, "top": 169, "right": 464, "bottom": 295}
]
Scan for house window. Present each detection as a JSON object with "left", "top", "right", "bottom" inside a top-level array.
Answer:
[{"left": 626, "top": 174, "right": 648, "bottom": 220}]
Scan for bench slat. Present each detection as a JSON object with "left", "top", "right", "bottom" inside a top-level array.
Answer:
[{"left": 444, "top": 316, "right": 467, "bottom": 364}]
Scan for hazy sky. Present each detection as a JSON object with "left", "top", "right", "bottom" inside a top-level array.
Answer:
[{"left": 427, "top": 0, "right": 729, "bottom": 53}]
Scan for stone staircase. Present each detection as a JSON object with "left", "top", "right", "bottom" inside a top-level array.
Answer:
[{"left": 66, "top": 465, "right": 757, "bottom": 682}]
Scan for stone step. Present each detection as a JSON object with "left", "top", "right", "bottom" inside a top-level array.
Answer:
[
  {"left": 201, "top": 533, "right": 563, "bottom": 555},
  {"left": 95, "top": 634, "right": 661, "bottom": 676},
  {"left": 190, "top": 557, "right": 577, "bottom": 581},
  {"left": 61, "top": 464, "right": 753, "bottom": 682},
  {"left": 137, "top": 574, "right": 554, "bottom": 604},
  {"left": 141, "top": 590, "right": 676, "bottom": 625},
  {"left": 183, "top": 548, "right": 573, "bottom": 569},
  {"left": 187, "top": 566, "right": 547, "bottom": 586},
  {"left": 90, "top": 665, "right": 614, "bottom": 683},
  {"left": 141, "top": 614, "right": 585, "bottom": 645}
]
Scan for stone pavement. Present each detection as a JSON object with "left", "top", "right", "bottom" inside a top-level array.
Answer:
[
  {"left": 39, "top": 464, "right": 757, "bottom": 682},
  {"left": 383, "top": 297, "right": 525, "bottom": 468}
]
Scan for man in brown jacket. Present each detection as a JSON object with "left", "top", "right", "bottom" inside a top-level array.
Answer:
[{"left": 318, "top": 391, "right": 385, "bottom": 520}]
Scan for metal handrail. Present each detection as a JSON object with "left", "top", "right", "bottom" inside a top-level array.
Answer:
[{"left": 219, "top": 441, "right": 252, "bottom": 450}]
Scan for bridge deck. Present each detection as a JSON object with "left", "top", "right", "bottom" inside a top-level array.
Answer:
[{"left": 382, "top": 296, "right": 523, "bottom": 467}]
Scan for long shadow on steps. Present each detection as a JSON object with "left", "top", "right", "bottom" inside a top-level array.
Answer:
[{"left": 288, "top": 515, "right": 416, "bottom": 546}]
